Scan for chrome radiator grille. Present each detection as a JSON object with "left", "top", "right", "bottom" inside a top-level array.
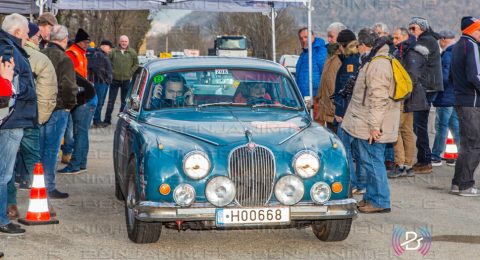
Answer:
[{"left": 229, "top": 144, "right": 275, "bottom": 207}]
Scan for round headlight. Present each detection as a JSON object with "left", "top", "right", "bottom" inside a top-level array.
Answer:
[
  {"left": 183, "top": 151, "right": 211, "bottom": 180},
  {"left": 206, "top": 176, "right": 236, "bottom": 207},
  {"left": 310, "top": 182, "right": 331, "bottom": 204},
  {"left": 173, "top": 184, "right": 196, "bottom": 207},
  {"left": 274, "top": 175, "right": 304, "bottom": 206},
  {"left": 293, "top": 150, "right": 320, "bottom": 178}
]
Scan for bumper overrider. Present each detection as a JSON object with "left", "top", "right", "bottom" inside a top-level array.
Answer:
[{"left": 135, "top": 199, "right": 358, "bottom": 223}]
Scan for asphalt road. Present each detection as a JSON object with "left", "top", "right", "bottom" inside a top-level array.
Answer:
[{"left": 1, "top": 108, "right": 480, "bottom": 260}]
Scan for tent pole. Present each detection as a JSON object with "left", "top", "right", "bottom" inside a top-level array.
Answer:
[
  {"left": 271, "top": 6, "right": 276, "bottom": 62},
  {"left": 307, "top": 0, "right": 313, "bottom": 111}
]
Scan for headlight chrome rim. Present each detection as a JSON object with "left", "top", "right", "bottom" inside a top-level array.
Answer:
[
  {"left": 205, "top": 176, "right": 236, "bottom": 207},
  {"left": 183, "top": 151, "right": 211, "bottom": 180},
  {"left": 310, "top": 182, "right": 331, "bottom": 204},
  {"left": 173, "top": 184, "right": 196, "bottom": 207},
  {"left": 274, "top": 175, "right": 304, "bottom": 206},
  {"left": 292, "top": 150, "right": 320, "bottom": 179}
]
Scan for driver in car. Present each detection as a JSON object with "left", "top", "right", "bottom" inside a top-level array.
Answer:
[
  {"left": 150, "top": 73, "right": 193, "bottom": 108},
  {"left": 234, "top": 82, "right": 273, "bottom": 104}
]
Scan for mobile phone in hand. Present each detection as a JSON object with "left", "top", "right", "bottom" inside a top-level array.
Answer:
[{"left": 0, "top": 45, "right": 14, "bottom": 63}]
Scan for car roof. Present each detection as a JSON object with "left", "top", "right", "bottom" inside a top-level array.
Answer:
[{"left": 143, "top": 56, "right": 290, "bottom": 75}]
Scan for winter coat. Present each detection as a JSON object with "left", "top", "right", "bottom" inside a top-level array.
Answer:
[
  {"left": 315, "top": 48, "right": 342, "bottom": 123},
  {"left": 75, "top": 73, "right": 96, "bottom": 106},
  {"left": 0, "top": 29, "right": 37, "bottom": 129},
  {"left": 450, "top": 35, "right": 480, "bottom": 107},
  {"left": 396, "top": 37, "right": 430, "bottom": 112},
  {"left": 66, "top": 43, "right": 88, "bottom": 78},
  {"left": 110, "top": 47, "right": 138, "bottom": 81},
  {"left": 295, "top": 38, "right": 327, "bottom": 97},
  {"left": 42, "top": 42, "right": 78, "bottom": 110},
  {"left": 333, "top": 41, "right": 360, "bottom": 119},
  {"left": 87, "top": 47, "right": 113, "bottom": 84},
  {"left": 433, "top": 45, "right": 455, "bottom": 107},
  {"left": 341, "top": 45, "right": 401, "bottom": 143},
  {"left": 24, "top": 41, "right": 58, "bottom": 124},
  {"left": 416, "top": 30, "right": 443, "bottom": 92}
]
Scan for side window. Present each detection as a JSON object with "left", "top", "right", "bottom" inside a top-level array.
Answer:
[{"left": 127, "top": 68, "right": 147, "bottom": 112}]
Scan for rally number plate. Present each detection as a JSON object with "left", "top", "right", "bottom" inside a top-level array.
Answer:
[{"left": 216, "top": 207, "right": 290, "bottom": 226}]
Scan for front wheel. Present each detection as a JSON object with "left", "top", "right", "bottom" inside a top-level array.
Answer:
[
  {"left": 124, "top": 160, "right": 162, "bottom": 243},
  {"left": 311, "top": 219, "right": 352, "bottom": 242}
]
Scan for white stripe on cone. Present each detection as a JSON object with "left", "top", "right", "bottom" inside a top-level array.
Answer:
[
  {"left": 445, "top": 130, "right": 458, "bottom": 154},
  {"left": 31, "top": 175, "right": 46, "bottom": 188},
  {"left": 27, "top": 198, "right": 49, "bottom": 213}
]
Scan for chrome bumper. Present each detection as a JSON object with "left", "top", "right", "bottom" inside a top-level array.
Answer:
[{"left": 135, "top": 199, "right": 358, "bottom": 223}]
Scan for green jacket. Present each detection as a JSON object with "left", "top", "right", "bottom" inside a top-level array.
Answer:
[{"left": 110, "top": 47, "right": 138, "bottom": 81}]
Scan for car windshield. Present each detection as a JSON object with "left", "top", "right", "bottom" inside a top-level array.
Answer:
[{"left": 144, "top": 69, "right": 302, "bottom": 110}]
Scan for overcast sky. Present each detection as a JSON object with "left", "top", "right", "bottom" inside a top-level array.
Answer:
[{"left": 149, "top": 10, "right": 192, "bottom": 36}]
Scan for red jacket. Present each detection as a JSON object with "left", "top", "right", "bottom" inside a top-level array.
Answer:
[
  {"left": 0, "top": 76, "right": 13, "bottom": 97},
  {"left": 66, "top": 43, "right": 88, "bottom": 78}
]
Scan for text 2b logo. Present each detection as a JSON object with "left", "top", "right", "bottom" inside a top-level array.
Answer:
[{"left": 392, "top": 226, "right": 432, "bottom": 256}]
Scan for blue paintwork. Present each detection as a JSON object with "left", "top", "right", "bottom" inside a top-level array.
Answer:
[{"left": 113, "top": 57, "right": 350, "bottom": 206}]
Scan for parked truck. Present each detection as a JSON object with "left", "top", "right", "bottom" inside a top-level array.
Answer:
[{"left": 208, "top": 35, "right": 248, "bottom": 57}]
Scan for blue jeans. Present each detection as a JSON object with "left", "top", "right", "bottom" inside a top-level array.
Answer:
[
  {"left": 385, "top": 143, "right": 395, "bottom": 162},
  {"left": 352, "top": 136, "right": 390, "bottom": 209},
  {"left": 68, "top": 98, "right": 97, "bottom": 170},
  {"left": 0, "top": 128, "right": 24, "bottom": 226},
  {"left": 93, "top": 82, "right": 109, "bottom": 124},
  {"left": 40, "top": 110, "right": 70, "bottom": 192},
  {"left": 62, "top": 115, "right": 74, "bottom": 155},
  {"left": 432, "top": 107, "right": 460, "bottom": 161},
  {"left": 338, "top": 125, "right": 366, "bottom": 190}
]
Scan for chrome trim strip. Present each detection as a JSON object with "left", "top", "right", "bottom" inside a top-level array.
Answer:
[
  {"left": 143, "top": 122, "right": 220, "bottom": 146},
  {"left": 278, "top": 121, "right": 311, "bottom": 145}
]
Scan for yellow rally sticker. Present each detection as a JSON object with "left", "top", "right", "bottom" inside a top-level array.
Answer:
[{"left": 347, "top": 64, "right": 354, "bottom": 73}]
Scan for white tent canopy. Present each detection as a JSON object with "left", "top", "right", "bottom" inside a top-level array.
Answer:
[
  {"left": 0, "top": 0, "right": 39, "bottom": 14},
  {"left": 47, "top": 0, "right": 316, "bottom": 101}
]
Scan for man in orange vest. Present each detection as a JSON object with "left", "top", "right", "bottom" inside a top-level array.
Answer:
[{"left": 60, "top": 28, "right": 98, "bottom": 175}]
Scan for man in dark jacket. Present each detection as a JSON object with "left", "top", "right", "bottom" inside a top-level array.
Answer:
[
  {"left": 40, "top": 25, "right": 77, "bottom": 199},
  {"left": 408, "top": 17, "right": 443, "bottom": 174},
  {"left": 389, "top": 30, "right": 430, "bottom": 178},
  {"left": 449, "top": 16, "right": 480, "bottom": 196},
  {"left": 432, "top": 31, "right": 460, "bottom": 167},
  {"left": 295, "top": 27, "right": 327, "bottom": 99},
  {"left": 89, "top": 40, "right": 113, "bottom": 128},
  {"left": 0, "top": 13, "right": 34, "bottom": 235}
]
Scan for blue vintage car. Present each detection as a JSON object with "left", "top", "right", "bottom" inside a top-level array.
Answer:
[{"left": 113, "top": 57, "right": 357, "bottom": 244}]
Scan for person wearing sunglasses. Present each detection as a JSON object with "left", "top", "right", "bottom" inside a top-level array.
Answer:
[{"left": 407, "top": 17, "right": 444, "bottom": 174}]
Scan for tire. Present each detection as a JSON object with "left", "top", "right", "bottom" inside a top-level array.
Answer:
[
  {"left": 115, "top": 174, "right": 125, "bottom": 201},
  {"left": 311, "top": 219, "right": 352, "bottom": 242},
  {"left": 124, "top": 160, "right": 162, "bottom": 244}
]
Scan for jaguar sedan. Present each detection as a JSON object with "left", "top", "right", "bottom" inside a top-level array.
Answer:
[{"left": 113, "top": 57, "right": 357, "bottom": 244}]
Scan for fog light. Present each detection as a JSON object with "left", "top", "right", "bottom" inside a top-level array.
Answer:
[
  {"left": 205, "top": 176, "right": 235, "bottom": 207},
  {"left": 332, "top": 182, "right": 343, "bottom": 193},
  {"left": 310, "top": 182, "right": 331, "bottom": 204},
  {"left": 173, "top": 184, "right": 195, "bottom": 207},
  {"left": 159, "top": 184, "right": 171, "bottom": 195},
  {"left": 274, "top": 175, "right": 304, "bottom": 206}
]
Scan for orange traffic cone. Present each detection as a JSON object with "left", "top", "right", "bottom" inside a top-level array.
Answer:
[
  {"left": 18, "top": 162, "right": 59, "bottom": 225},
  {"left": 443, "top": 130, "right": 458, "bottom": 160}
]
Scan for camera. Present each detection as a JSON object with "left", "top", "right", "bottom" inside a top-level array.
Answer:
[{"left": 338, "top": 76, "right": 357, "bottom": 98}]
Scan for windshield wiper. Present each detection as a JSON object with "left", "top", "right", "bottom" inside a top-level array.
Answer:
[
  {"left": 197, "top": 102, "right": 249, "bottom": 108},
  {"left": 251, "top": 103, "right": 303, "bottom": 111}
]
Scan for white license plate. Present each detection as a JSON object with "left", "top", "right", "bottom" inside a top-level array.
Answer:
[{"left": 216, "top": 207, "right": 290, "bottom": 226}]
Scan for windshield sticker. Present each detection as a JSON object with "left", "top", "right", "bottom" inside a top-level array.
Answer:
[
  {"left": 251, "top": 121, "right": 300, "bottom": 131},
  {"left": 153, "top": 75, "right": 165, "bottom": 84},
  {"left": 215, "top": 69, "right": 229, "bottom": 75}
]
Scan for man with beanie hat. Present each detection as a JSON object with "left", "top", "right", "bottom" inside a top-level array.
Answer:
[
  {"left": 408, "top": 17, "right": 443, "bottom": 174},
  {"left": 66, "top": 28, "right": 90, "bottom": 78},
  {"left": 332, "top": 29, "right": 365, "bottom": 194},
  {"left": 449, "top": 16, "right": 480, "bottom": 196},
  {"left": 37, "top": 12, "right": 58, "bottom": 50}
]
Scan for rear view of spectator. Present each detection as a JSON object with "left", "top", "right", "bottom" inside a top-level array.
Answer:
[{"left": 432, "top": 30, "right": 460, "bottom": 167}]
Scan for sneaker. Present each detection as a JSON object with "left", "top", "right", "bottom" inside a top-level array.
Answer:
[
  {"left": 61, "top": 154, "right": 71, "bottom": 164},
  {"left": 450, "top": 185, "right": 460, "bottom": 194},
  {"left": 388, "top": 165, "right": 406, "bottom": 178},
  {"left": 413, "top": 162, "right": 432, "bottom": 174},
  {"left": 58, "top": 166, "right": 86, "bottom": 175},
  {"left": 446, "top": 159, "right": 456, "bottom": 166},
  {"left": 0, "top": 223, "right": 25, "bottom": 235},
  {"left": 431, "top": 159, "right": 443, "bottom": 167},
  {"left": 18, "top": 180, "right": 31, "bottom": 190},
  {"left": 352, "top": 188, "right": 366, "bottom": 195},
  {"left": 48, "top": 189, "right": 69, "bottom": 199},
  {"left": 102, "top": 120, "right": 111, "bottom": 126},
  {"left": 358, "top": 202, "right": 391, "bottom": 213},
  {"left": 405, "top": 167, "right": 415, "bottom": 177},
  {"left": 458, "top": 187, "right": 480, "bottom": 197},
  {"left": 385, "top": 161, "right": 395, "bottom": 173}
]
